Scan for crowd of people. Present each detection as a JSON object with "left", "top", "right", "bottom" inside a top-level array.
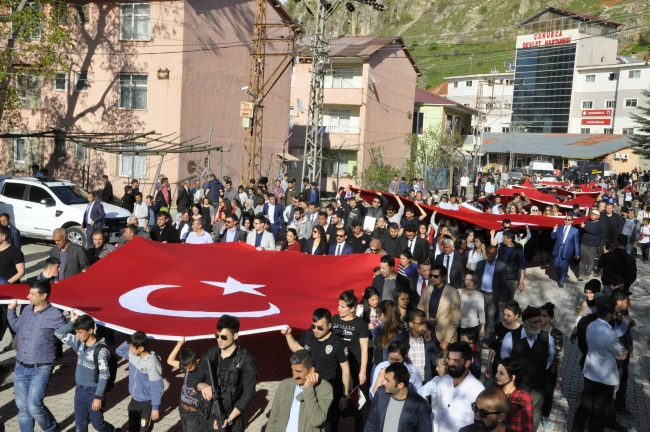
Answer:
[{"left": 0, "top": 168, "right": 641, "bottom": 432}]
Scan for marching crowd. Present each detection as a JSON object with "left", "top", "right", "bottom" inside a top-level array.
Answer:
[{"left": 0, "top": 168, "right": 641, "bottom": 432}]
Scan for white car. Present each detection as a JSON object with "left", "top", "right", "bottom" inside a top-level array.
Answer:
[{"left": 0, "top": 175, "right": 130, "bottom": 247}]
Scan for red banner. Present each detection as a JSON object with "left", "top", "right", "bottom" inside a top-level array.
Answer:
[
  {"left": 0, "top": 240, "right": 380, "bottom": 340},
  {"left": 582, "top": 109, "right": 613, "bottom": 117},
  {"left": 353, "top": 188, "right": 588, "bottom": 231},
  {"left": 486, "top": 187, "right": 595, "bottom": 209},
  {"left": 582, "top": 119, "right": 611, "bottom": 125}
]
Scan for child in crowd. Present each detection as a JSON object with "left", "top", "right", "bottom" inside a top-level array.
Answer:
[
  {"left": 167, "top": 339, "right": 204, "bottom": 432},
  {"left": 117, "top": 331, "right": 164, "bottom": 432},
  {"left": 460, "top": 330, "right": 482, "bottom": 379},
  {"left": 54, "top": 311, "right": 119, "bottom": 432}
]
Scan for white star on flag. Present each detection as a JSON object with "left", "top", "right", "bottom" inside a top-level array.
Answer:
[{"left": 201, "top": 277, "right": 266, "bottom": 296}]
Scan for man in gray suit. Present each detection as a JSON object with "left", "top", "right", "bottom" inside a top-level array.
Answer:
[
  {"left": 50, "top": 228, "right": 89, "bottom": 280},
  {"left": 218, "top": 214, "right": 248, "bottom": 243},
  {"left": 570, "top": 299, "right": 628, "bottom": 432},
  {"left": 474, "top": 246, "right": 508, "bottom": 344},
  {"left": 246, "top": 216, "right": 276, "bottom": 250}
]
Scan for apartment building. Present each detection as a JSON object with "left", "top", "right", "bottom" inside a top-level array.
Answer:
[
  {"left": 2, "top": 0, "right": 293, "bottom": 197},
  {"left": 288, "top": 36, "right": 420, "bottom": 191}
]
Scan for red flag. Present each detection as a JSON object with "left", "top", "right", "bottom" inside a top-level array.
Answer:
[
  {"left": 0, "top": 239, "right": 380, "bottom": 340},
  {"left": 483, "top": 187, "right": 595, "bottom": 209}
]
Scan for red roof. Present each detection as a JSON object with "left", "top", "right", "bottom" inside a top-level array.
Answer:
[{"left": 414, "top": 88, "right": 477, "bottom": 113}]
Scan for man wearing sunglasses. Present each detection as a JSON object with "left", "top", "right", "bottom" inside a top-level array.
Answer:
[
  {"left": 459, "top": 387, "right": 515, "bottom": 432},
  {"left": 218, "top": 215, "right": 247, "bottom": 243},
  {"left": 550, "top": 215, "right": 580, "bottom": 288},
  {"left": 433, "top": 341, "right": 485, "bottom": 431},
  {"left": 195, "top": 315, "right": 258, "bottom": 432},
  {"left": 281, "top": 308, "right": 350, "bottom": 432},
  {"left": 417, "top": 263, "right": 461, "bottom": 351}
]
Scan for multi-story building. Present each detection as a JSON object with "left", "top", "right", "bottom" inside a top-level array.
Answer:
[
  {"left": 445, "top": 7, "right": 650, "bottom": 137},
  {"left": 2, "top": 0, "right": 293, "bottom": 199},
  {"left": 288, "top": 36, "right": 420, "bottom": 191}
]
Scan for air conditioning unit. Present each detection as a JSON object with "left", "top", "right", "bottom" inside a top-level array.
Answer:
[
  {"left": 614, "top": 152, "right": 621, "bottom": 159},
  {"left": 622, "top": 154, "right": 629, "bottom": 160}
]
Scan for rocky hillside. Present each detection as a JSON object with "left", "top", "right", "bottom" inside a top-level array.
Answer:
[{"left": 285, "top": 0, "right": 650, "bottom": 90}]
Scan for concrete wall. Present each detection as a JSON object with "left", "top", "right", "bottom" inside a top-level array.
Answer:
[{"left": 603, "top": 147, "right": 640, "bottom": 174}]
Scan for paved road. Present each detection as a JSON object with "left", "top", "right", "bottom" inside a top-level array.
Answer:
[{"left": 0, "top": 239, "right": 648, "bottom": 431}]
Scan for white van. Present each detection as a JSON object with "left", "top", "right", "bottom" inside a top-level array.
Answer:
[
  {"left": 0, "top": 175, "right": 130, "bottom": 247},
  {"left": 526, "top": 161, "right": 556, "bottom": 182}
]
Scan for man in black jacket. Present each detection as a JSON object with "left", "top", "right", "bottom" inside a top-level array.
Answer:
[
  {"left": 475, "top": 246, "right": 508, "bottom": 343},
  {"left": 176, "top": 180, "right": 192, "bottom": 214},
  {"left": 397, "top": 224, "right": 429, "bottom": 265},
  {"left": 434, "top": 237, "right": 465, "bottom": 289},
  {"left": 598, "top": 234, "right": 636, "bottom": 289},
  {"left": 195, "top": 315, "right": 257, "bottom": 432},
  {"left": 365, "top": 362, "right": 431, "bottom": 432},
  {"left": 50, "top": 228, "right": 89, "bottom": 280},
  {"left": 100, "top": 175, "right": 113, "bottom": 203},
  {"left": 600, "top": 203, "right": 624, "bottom": 249},
  {"left": 149, "top": 212, "right": 180, "bottom": 243}
]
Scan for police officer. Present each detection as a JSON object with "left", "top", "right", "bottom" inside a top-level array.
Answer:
[{"left": 196, "top": 315, "right": 258, "bottom": 432}]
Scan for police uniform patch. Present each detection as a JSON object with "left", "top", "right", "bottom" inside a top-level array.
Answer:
[
  {"left": 325, "top": 345, "right": 333, "bottom": 354},
  {"left": 141, "top": 418, "right": 147, "bottom": 427}
]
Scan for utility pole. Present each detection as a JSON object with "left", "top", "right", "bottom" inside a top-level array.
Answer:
[{"left": 299, "top": 0, "right": 385, "bottom": 186}]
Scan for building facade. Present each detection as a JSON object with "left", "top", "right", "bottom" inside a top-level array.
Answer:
[
  {"left": 2, "top": 0, "right": 293, "bottom": 200},
  {"left": 288, "top": 36, "right": 419, "bottom": 192}
]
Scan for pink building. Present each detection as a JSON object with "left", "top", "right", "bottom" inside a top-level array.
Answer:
[
  {"left": 288, "top": 36, "right": 420, "bottom": 192},
  {"left": 2, "top": 0, "right": 293, "bottom": 199}
]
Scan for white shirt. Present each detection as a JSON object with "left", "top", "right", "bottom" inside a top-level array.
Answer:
[
  {"left": 86, "top": 201, "right": 96, "bottom": 224},
  {"left": 433, "top": 373, "right": 485, "bottom": 432},
  {"left": 500, "top": 328, "right": 555, "bottom": 369},
  {"left": 460, "top": 176, "right": 470, "bottom": 187},
  {"left": 185, "top": 231, "right": 214, "bottom": 244},
  {"left": 439, "top": 202, "right": 459, "bottom": 211},
  {"left": 286, "top": 384, "right": 303, "bottom": 432},
  {"left": 485, "top": 183, "right": 496, "bottom": 194},
  {"left": 267, "top": 203, "right": 276, "bottom": 224}
]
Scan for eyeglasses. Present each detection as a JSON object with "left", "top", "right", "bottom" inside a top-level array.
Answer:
[
  {"left": 216, "top": 334, "right": 229, "bottom": 341},
  {"left": 431, "top": 274, "right": 442, "bottom": 278},
  {"left": 565, "top": 219, "right": 573, "bottom": 222},
  {"left": 336, "top": 234, "right": 345, "bottom": 238},
  {"left": 471, "top": 403, "right": 503, "bottom": 419},
  {"left": 311, "top": 324, "right": 325, "bottom": 331}
]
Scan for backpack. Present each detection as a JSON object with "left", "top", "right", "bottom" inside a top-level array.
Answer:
[{"left": 93, "top": 343, "right": 118, "bottom": 392}]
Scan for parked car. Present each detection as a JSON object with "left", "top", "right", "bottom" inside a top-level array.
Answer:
[
  {"left": 0, "top": 175, "right": 130, "bottom": 247},
  {"left": 507, "top": 168, "right": 524, "bottom": 184}
]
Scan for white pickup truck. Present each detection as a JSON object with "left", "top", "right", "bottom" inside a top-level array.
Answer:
[{"left": 0, "top": 175, "right": 130, "bottom": 247}]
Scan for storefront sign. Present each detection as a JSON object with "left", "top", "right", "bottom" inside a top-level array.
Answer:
[
  {"left": 581, "top": 119, "right": 611, "bottom": 125},
  {"left": 582, "top": 109, "right": 613, "bottom": 116}
]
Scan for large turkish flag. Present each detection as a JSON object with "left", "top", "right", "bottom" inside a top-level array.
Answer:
[{"left": 0, "top": 238, "right": 379, "bottom": 340}]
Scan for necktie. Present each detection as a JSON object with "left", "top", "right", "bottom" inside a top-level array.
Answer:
[
  {"left": 421, "top": 279, "right": 426, "bottom": 295},
  {"left": 336, "top": 244, "right": 342, "bottom": 256},
  {"left": 445, "top": 254, "right": 451, "bottom": 283}
]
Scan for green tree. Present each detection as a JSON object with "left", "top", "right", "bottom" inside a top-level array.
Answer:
[
  {"left": 0, "top": 0, "right": 73, "bottom": 126},
  {"left": 358, "top": 144, "right": 399, "bottom": 191},
  {"left": 405, "top": 125, "right": 464, "bottom": 189},
  {"left": 630, "top": 88, "right": 650, "bottom": 157}
]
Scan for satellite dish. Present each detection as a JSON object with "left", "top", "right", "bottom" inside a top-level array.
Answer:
[
  {"left": 297, "top": 99, "right": 305, "bottom": 113},
  {"left": 369, "top": 73, "right": 380, "bottom": 85}
]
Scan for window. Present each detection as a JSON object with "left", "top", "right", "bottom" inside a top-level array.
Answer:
[
  {"left": 329, "top": 109, "right": 351, "bottom": 133},
  {"left": 55, "top": 2, "right": 68, "bottom": 24},
  {"left": 504, "top": 102, "right": 512, "bottom": 110},
  {"left": 625, "top": 99, "right": 638, "bottom": 108},
  {"left": 26, "top": 2, "right": 42, "bottom": 39},
  {"left": 484, "top": 127, "right": 491, "bottom": 132},
  {"left": 608, "top": 73, "right": 618, "bottom": 81},
  {"left": 622, "top": 128, "right": 634, "bottom": 135},
  {"left": 580, "top": 128, "right": 591, "bottom": 134},
  {"left": 54, "top": 72, "right": 67, "bottom": 91},
  {"left": 1, "top": 182, "right": 27, "bottom": 200},
  {"left": 120, "top": 3, "right": 150, "bottom": 40},
  {"left": 28, "top": 186, "right": 52, "bottom": 204},
  {"left": 74, "top": 142, "right": 86, "bottom": 159},
  {"left": 453, "top": 82, "right": 458, "bottom": 88},
  {"left": 464, "top": 103, "right": 470, "bottom": 107},
  {"left": 605, "top": 100, "right": 616, "bottom": 108},
  {"left": 412, "top": 112, "right": 425, "bottom": 135},
  {"left": 465, "top": 81, "right": 473, "bottom": 87},
  {"left": 16, "top": 73, "right": 27, "bottom": 100},
  {"left": 603, "top": 129, "right": 613, "bottom": 134},
  {"left": 76, "top": 4, "right": 90, "bottom": 23},
  {"left": 74, "top": 72, "right": 88, "bottom": 92},
  {"left": 502, "top": 127, "right": 510, "bottom": 133},
  {"left": 14, "top": 138, "right": 26, "bottom": 163},
  {"left": 331, "top": 68, "right": 354, "bottom": 88},
  {"left": 582, "top": 101, "right": 593, "bottom": 109},
  {"left": 628, "top": 70, "right": 641, "bottom": 79},
  {"left": 585, "top": 74, "right": 595, "bottom": 82},
  {"left": 289, "top": 107, "right": 294, "bottom": 130},
  {"left": 120, "top": 144, "right": 147, "bottom": 178},
  {"left": 118, "top": 74, "right": 147, "bottom": 110}
]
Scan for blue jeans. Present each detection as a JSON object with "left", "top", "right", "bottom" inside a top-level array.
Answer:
[
  {"left": 74, "top": 386, "right": 116, "bottom": 432},
  {"left": 13, "top": 362, "right": 57, "bottom": 432}
]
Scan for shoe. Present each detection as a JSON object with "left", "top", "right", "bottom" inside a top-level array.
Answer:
[
  {"left": 558, "top": 283, "right": 564, "bottom": 288},
  {"left": 616, "top": 408, "right": 634, "bottom": 418},
  {"left": 542, "top": 417, "right": 552, "bottom": 430},
  {"left": 577, "top": 276, "right": 584, "bottom": 281}
]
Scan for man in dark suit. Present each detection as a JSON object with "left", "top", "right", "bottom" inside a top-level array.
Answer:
[
  {"left": 50, "top": 228, "right": 89, "bottom": 280},
  {"left": 365, "top": 362, "right": 431, "bottom": 432},
  {"left": 0, "top": 213, "right": 21, "bottom": 250},
  {"left": 218, "top": 214, "right": 248, "bottom": 242},
  {"left": 475, "top": 246, "right": 508, "bottom": 343},
  {"left": 81, "top": 192, "right": 105, "bottom": 246},
  {"left": 598, "top": 234, "right": 637, "bottom": 289},
  {"left": 176, "top": 179, "right": 191, "bottom": 213},
  {"left": 100, "top": 175, "right": 113, "bottom": 203},
  {"left": 328, "top": 227, "right": 354, "bottom": 255},
  {"left": 435, "top": 238, "right": 465, "bottom": 289},
  {"left": 396, "top": 224, "right": 429, "bottom": 264},
  {"left": 263, "top": 195, "right": 284, "bottom": 239},
  {"left": 551, "top": 215, "right": 581, "bottom": 287}
]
